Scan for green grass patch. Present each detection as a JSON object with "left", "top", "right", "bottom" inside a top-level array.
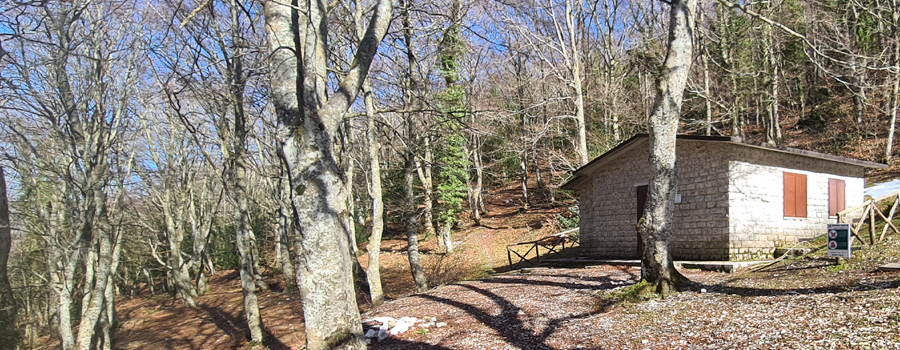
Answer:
[
  {"left": 824, "top": 260, "right": 847, "bottom": 272},
  {"left": 598, "top": 280, "right": 659, "bottom": 310}
]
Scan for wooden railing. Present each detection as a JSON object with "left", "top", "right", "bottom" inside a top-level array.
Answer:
[
  {"left": 836, "top": 191, "right": 900, "bottom": 245},
  {"left": 506, "top": 228, "right": 579, "bottom": 268}
]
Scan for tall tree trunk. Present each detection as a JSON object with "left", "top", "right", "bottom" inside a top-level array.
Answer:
[
  {"left": 887, "top": 65, "right": 899, "bottom": 163},
  {"left": 566, "top": 0, "right": 589, "bottom": 166},
  {"left": 763, "top": 22, "right": 781, "bottom": 145},
  {"left": 636, "top": 0, "right": 696, "bottom": 298},
  {"left": 417, "top": 139, "right": 437, "bottom": 238},
  {"left": 886, "top": 6, "right": 899, "bottom": 163},
  {"left": 849, "top": 5, "right": 867, "bottom": 125},
  {"left": 472, "top": 138, "right": 485, "bottom": 218},
  {"left": 344, "top": 145, "right": 371, "bottom": 300},
  {"left": 51, "top": 246, "right": 75, "bottom": 350},
  {"left": 161, "top": 189, "right": 198, "bottom": 307},
  {"left": 401, "top": 0, "right": 436, "bottom": 239},
  {"left": 188, "top": 189, "right": 218, "bottom": 295},
  {"left": 573, "top": 67, "right": 589, "bottom": 165},
  {"left": 98, "top": 225, "right": 123, "bottom": 350},
  {"left": 264, "top": 0, "right": 393, "bottom": 347},
  {"left": 514, "top": 54, "right": 530, "bottom": 207},
  {"left": 466, "top": 136, "right": 482, "bottom": 225},
  {"left": 363, "top": 81, "right": 385, "bottom": 306},
  {"left": 276, "top": 167, "right": 296, "bottom": 292},
  {"left": 0, "top": 167, "right": 18, "bottom": 349},
  {"left": 405, "top": 154, "right": 429, "bottom": 292},
  {"left": 234, "top": 164, "right": 265, "bottom": 342},
  {"left": 229, "top": 0, "right": 265, "bottom": 339},
  {"left": 699, "top": 5, "right": 713, "bottom": 136},
  {"left": 76, "top": 185, "right": 114, "bottom": 350}
]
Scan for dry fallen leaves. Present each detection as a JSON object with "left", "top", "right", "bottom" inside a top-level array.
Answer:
[{"left": 365, "top": 265, "right": 900, "bottom": 350}]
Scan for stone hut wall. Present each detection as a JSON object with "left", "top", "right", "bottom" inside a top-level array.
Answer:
[
  {"left": 578, "top": 140, "right": 731, "bottom": 260},
  {"left": 725, "top": 146, "right": 866, "bottom": 260},
  {"left": 577, "top": 145, "right": 649, "bottom": 259}
]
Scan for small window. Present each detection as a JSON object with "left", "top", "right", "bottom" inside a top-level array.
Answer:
[
  {"left": 784, "top": 172, "right": 807, "bottom": 218},
  {"left": 829, "top": 178, "right": 846, "bottom": 216}
]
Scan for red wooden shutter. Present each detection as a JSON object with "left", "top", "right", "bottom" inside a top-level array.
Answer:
[
  {"left": 784, "top": 173, "right": 796, "bottom": 217},
  {"left": 784, "top": 172, "right": 807, "bottom": 218},
  {"left": 796, "top": 174, "right": 807, "bottom": 217},
  {"left": 829, "top": 179, "right": 846, "bottom": 216}
]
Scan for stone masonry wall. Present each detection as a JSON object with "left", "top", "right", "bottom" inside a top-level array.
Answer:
[
  {"left": 725, "top": 145, "right": 866, "bottom": 260},
  {"left": 670, "top": 142, "right": 731, "bottom": 260},
  {"left": 579, "top": 140, "right": 731, "bottom": 260},
  {"left": 578, "top": 145, "right": 648, "bottom": 259},
  {"left": 578, "top": 139, "right": 868, "bottom": 261}
]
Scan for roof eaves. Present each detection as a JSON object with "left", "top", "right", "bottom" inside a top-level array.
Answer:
[
  {"left": 561, "top": 134, "right": 888, "bottom": 191},
  {"left": 729, "top": 137, "right": 889, "bottom": 169}
]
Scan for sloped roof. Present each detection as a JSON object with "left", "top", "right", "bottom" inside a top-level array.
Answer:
[{"left": 560, "top": 134, "right": 888, "bottom": 190}]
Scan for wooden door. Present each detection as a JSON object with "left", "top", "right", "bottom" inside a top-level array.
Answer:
[{"left": 636, "top": 185, "right": 648, "bottom": 258}]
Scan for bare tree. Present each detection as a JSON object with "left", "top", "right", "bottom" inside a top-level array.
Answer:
[
  {"left": 1, "top": 1, "right": 141, "bottom": 347},
  {"left": 399, "top": 0, "right": 430, "bottom": 291},
  {"left": 637, "top": 0, "right": 697, "bottom": 297},
  {"left": 136, "top": 106, "right": 222, "bottom": 307},
  {"left": 501, "top": 0, "right": 590, "bottom": 165},
  {"left": 264, "top": 0, "right": 393, "bottom": 348}
]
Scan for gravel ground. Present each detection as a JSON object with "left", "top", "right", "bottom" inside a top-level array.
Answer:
[{"left": 364, "top": 265, "right": 900, "bottom": 350}]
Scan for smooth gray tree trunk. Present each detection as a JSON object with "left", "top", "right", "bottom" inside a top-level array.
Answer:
[
  {"left": 363, "top": 81, "right": 385, "bottom": 306},
  {"left": 636, "top": 0, "right": 696, "bottom": 298},
  {"left": 276, "top": 167, "right": 296, "bottom": 292},
  {"left": 234, "top": 164, "right": 265, "bottom": 342},
  {"left": 0, "top": 167, "right": 18, "bottom": 349},
  {"left": 885, "top": 5, "right": 899, "bottom": 162},
  {"left": 416, "top": 141, "right": 437, "bottom": 238},
  {"left": 405, "top": 155, "right": 429, "bottom": 292},
  {"left": 226, "top": 0, "right": 266, "bottom": 340},
  {"left": 264, "top": 0, "right": 393, "bottom": 348},
  {"left": 440, "top": 222, "right": 454, "bottom": 254}
]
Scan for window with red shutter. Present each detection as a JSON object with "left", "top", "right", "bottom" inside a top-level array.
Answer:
[
  {"left": 829, "top": 178, "right": 846, "bottom": 217},
  {"left": 784, "top": 172, "right": 807, "bottom": 218}
]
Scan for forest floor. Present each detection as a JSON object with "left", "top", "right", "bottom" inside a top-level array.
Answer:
[{"left": 100, "top": 184, "right": 573, "bottom": 350}]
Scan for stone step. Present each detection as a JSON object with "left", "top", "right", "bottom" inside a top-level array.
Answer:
[
  {"left": 541, "top": 258, "right": 771, "bottom": 273},
  {"left": 878, "top": 263, "right": 900, "bottom": 272}
]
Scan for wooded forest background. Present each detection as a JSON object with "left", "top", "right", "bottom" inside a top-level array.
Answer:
[{"left": 0, "top": 0, "right": 898, "bottom": 348}]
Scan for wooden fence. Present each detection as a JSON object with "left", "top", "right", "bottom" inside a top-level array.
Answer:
[
  {"left": 836, "top": 190, "right": 900, "bottom": 245},
  {"left": 506, "top": 228, "right": 579, "bottom": 268}
]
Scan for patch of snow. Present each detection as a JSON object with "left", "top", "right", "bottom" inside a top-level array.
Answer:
[
  {"left": 865, "top": 179, "right": 900, "bottom": 198},
  {"left": 389, "top": 320, "right": 409, "bottom": 335}
]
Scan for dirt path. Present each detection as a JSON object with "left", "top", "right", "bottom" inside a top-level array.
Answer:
[{"left": 365, "top": 266, "right": 900, "bottom": 350}]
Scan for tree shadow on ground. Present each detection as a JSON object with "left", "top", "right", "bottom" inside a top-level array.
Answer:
[
  {"left": 418, "top": 284, "right": 596, "bottom": 350},
  {"left": 198, "top": 304, "right": 246, "bottom": 348},
  {"left": 690, "top": 274, "right": 900, "bottom": 297},
  {"left": 198, "top": 304, "right": 292, "bottom": 350},
  {"left": 373, "top": 272, "right": 633, "bottom": 349}
]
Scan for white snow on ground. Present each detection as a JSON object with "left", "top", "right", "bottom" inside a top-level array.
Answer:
[{"left": 866, "top": 179, "right": 900, "bottom": 198}]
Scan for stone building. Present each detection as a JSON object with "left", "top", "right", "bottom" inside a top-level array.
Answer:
[{"left": 561, "top": 135, "right": 887, "bottom": 261}]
